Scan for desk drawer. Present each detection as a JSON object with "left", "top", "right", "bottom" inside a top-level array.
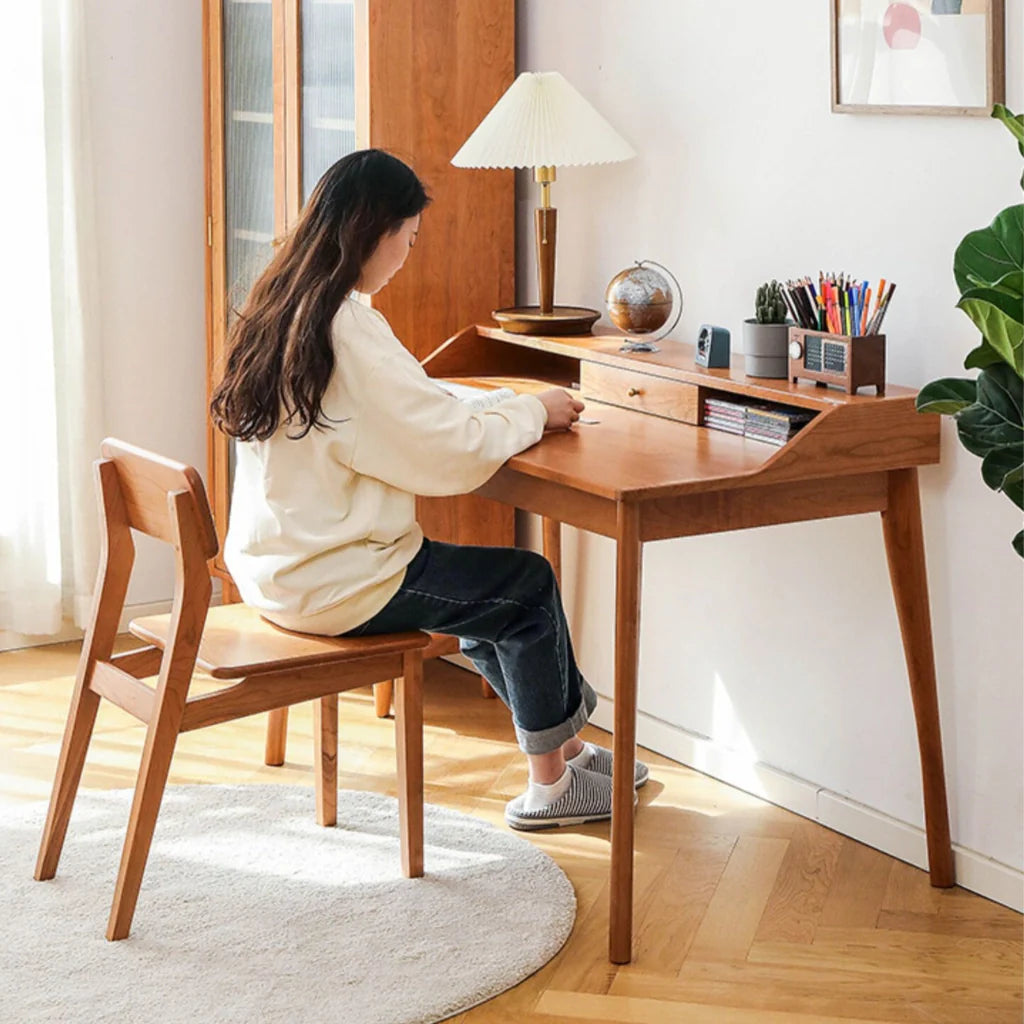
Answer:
[{"left": 580, "top": 362, "right": 699, "bottom": 424}]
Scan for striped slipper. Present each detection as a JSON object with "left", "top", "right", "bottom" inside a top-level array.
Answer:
[
  {"left": 571, "top": 743, "right": 650, "bottom": 789},
  {"left": 505, "top": 765, "right": 633, "bottom": 832}
]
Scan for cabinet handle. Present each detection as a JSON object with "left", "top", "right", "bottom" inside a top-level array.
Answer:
[{"left": 627, "top": 386, "right": 642, "bottom": 397}]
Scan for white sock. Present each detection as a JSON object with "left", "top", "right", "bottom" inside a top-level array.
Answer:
[
  {"left": 522, "top": 767, "right": 572, "bottom": 812},
  {"left": 566, "top": 742, "right": 595, "bottom": 770}
]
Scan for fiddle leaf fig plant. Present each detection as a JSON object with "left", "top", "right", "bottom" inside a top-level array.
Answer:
[{"left": 916, "top": 105, "right": 1024, "bottom": 557}]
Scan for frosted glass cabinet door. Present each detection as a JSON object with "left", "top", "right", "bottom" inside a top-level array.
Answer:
[
  {"left": 300, "top": 0, "right": 357, "bottom": 204},
  {"left": 223, "top": 0, "right": 276, "bottom": 311}
]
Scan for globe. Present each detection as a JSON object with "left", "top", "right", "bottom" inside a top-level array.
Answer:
[{"left": 605, "top": 262, "right": 676, "bottom": 334}]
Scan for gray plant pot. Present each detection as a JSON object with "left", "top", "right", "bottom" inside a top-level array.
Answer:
[{"left": 742, "top": 319, "right": 792, "bottom": 379}]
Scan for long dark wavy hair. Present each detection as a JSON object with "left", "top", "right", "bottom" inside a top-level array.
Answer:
[{"left": 210, "top": 149, "right": 430, "bottom": 441}]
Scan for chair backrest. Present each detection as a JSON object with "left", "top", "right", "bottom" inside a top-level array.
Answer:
[
  {"left": 82, "top": 439, "right": 218, "bottom": 691},
  {"left": 99, "top": 438, "right": 219, "bottom": 559}
]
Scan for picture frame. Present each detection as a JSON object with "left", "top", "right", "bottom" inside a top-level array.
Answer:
[{"left": 831, "top": 0, "right": 1005, "bottom": 115}]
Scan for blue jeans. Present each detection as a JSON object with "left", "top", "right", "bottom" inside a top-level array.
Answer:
[{"left": 346, "top": 538, "right": 597, "bottom": 754}]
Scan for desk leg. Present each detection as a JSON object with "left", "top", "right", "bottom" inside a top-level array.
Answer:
[
  {"left": 881, "top": 468, "right": 954, "bottom": 887},
  {"left": 610, "top": 502, "right": 642, "bottom": 964}
]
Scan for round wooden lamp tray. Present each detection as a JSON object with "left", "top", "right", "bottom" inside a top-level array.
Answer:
[{"left": 492, "top": 305, "right": 600, "bottom": 336}]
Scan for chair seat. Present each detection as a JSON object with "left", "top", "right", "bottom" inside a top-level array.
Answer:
[
  {"left": 130, "top": 603, "right": 429, "bottom": 680},
  {"left": 422, "top": 633, "right": 460, "bottom": 659}
]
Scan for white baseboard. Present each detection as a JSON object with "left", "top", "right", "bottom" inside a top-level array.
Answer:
[
  {"left": 0, "top": 621, "right": 84, "bottom": 653},
  {"left": 589, "top": 696, "right": 1024, "bottom": 913}
]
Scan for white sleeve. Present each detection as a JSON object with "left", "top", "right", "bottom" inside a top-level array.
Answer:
[{"left": 349, "top": 352, "right": 547, "bottom": 496}]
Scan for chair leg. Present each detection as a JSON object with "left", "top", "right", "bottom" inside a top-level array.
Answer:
[
  {"left": 35, "top": 680, "right": 102, "bottom": 881},
  {"left": 265, "top": 707, "right": 288, "bottom": 766},
  {"left": 373, "top": 680, "right": 394, "bottom": 718},
  {"left": 395, "top": 654, "right": 424, "bottom": 878},
  {"left": 480, "top": 677, "right": 496, "bottom": 699},
  {"left": 37, "top": 500, "right": 133, "bottom": 882},
  {"left": 314, "top": 695, "right": 338, "bottom": 827},
  {"left": 106, "top": 703, "right": 186, "bottom": 941}
]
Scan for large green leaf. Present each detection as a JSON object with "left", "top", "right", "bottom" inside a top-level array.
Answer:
[
  {"left": 992, "top": 104, "right": 1024, "bottom": 145},
  {"left": 986, "top": 270, "right": 1024, "bottom": 297},
  {"left": 1004, "top": 478, "right": 1023, "bottom": 512},
  {"left": 981, "top": 445, "right": 1024, "bottom": 491},
  {"left": 992, "top": 104, "right": 1024, "bottom": 188},
  {"left": 964, "top": 339, "right": 1005, "bottom": 370},
  {"left": 957, "top": 414, "right": 1016, "bottom": 457},
  {"left": 956, "top": 288, "right": 1024, "bottom": 375},
  {"left": 916, "top": 377, "right": 977, "bottom": 414},
  {"left": 978, "top": 360, "right": 1024, "bottom": 421},
  {"left": 954, "top": 205, "right": 1024, "bottom": 295},
  {"left": 956, "top": 364, "right": 1024, "bottom": 456},
  {"left": 1013, "top": 530, "right": 1022, "bottom": 557}
]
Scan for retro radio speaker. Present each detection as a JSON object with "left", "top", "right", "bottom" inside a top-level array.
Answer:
[{"left": 788, "top": 327, "right": 886, "bottom": 394}]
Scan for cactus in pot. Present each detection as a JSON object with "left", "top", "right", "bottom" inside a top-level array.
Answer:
[
  {"left": 744, "top": 279, "right": 792, "bottom": 378},
  {"left": 755, "top": 280, "right": 788, "bottom": 324}
]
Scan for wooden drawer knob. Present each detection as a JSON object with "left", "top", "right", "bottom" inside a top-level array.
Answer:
[{"left": 627, "top": 386, "right": 643, "bottom": 397}]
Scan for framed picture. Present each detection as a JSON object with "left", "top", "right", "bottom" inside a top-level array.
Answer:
[{"left": 831, "top": 0, "right": 1005, "bottom": 115}]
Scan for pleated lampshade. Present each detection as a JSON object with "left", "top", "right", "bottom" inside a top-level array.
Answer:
[{"left": 452, "top": 71, "right": 635, "bottom": 168}]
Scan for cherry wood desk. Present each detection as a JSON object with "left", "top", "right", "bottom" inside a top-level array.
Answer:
[{"left": 423, "top": 323, "right": 952, "bottom": 965}]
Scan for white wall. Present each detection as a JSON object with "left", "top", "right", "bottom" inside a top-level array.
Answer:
[
  {"left": 519, "top": 0, "right": 1023, "bottom": 903},
  {"left": 84, "top": 1, "right": 207, "bottom": 607}
]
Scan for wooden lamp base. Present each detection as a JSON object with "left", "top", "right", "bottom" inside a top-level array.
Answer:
[{"left": 492, "top": 305, "right": 600, "bottom": 335}]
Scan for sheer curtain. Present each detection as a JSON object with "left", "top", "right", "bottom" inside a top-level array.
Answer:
[{"left": 0, "top": 0, "right": 103, "bottom": 637}]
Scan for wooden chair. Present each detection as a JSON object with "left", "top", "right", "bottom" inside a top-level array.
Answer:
[{"left": 34, "top": 439, "right": 429, "bottom": 941}]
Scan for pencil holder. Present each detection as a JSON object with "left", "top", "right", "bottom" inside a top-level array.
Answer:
[{"left": 787, "top": 327, "right": 886, "bottom": 394}]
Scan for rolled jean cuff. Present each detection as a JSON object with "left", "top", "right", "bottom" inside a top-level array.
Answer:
[{"left": 514, "top": 678, "right": 599, "bottom": 755}]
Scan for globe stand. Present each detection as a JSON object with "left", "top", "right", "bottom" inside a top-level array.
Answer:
[
  {"left": 607, "top": 260, "right": 683, "bottom": 353},
  {"left": 619, "top": 336, "right": 661, "bottom": 354}
]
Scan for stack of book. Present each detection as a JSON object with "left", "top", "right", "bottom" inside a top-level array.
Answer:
[
  {"left": 744, "top": 404, "right": 815, "bottom": 445},
  {"left": 703, "top": 395, "right": 815, "bottom": 447},
  {"left": 703, "top": 396, "right": 746, "bottom": 436}
]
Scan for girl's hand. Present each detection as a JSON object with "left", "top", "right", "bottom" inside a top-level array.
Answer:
[{"left": 537, "top": 389, "right": 585, "bottom": 431}]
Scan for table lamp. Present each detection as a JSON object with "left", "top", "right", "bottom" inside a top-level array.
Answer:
[{"left": 452, "top": 71, "right": 635, "bottom": 335}]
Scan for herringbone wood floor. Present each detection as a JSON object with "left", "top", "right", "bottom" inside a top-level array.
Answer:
[{"left": 2, "top": 639, "right": 1021, "bottom": 1023}]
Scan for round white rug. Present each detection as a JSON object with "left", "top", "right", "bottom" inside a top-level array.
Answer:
[{"left": 1, "top": 785, "right": 575, "bottom": 1024}]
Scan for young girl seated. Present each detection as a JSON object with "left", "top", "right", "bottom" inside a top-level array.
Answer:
[{"left": 211, "top": 149, "right": 647, "bottom": 830}]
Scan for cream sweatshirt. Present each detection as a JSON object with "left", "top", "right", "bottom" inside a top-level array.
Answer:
[{"left": 224, "top": 297, "right": 547, "bottom": 636}]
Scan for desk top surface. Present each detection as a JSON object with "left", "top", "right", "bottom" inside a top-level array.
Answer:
[{"left": 506, "top": 387, "right": 774, "bottom": 499}]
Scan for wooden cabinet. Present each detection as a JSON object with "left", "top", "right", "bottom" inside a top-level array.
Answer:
[{"left": 203, "top": 0, "right": 517, "bottom": 594}]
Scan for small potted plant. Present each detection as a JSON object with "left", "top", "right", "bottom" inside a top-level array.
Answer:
[{"left": 743, "top": 280, "right": 791, "bottom": 378}]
